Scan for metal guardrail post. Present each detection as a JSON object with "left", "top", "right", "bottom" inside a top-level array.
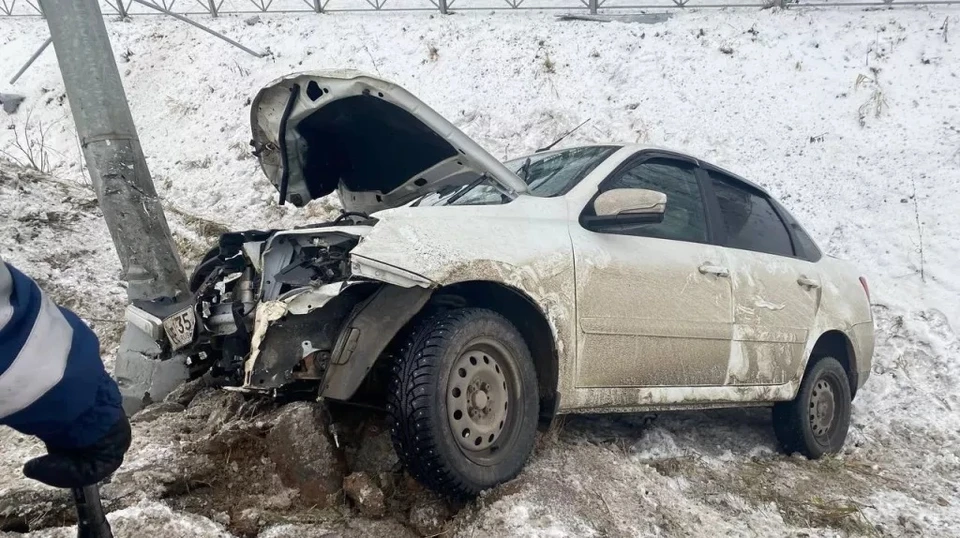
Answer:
[
  {"left": 133, "top": 0, "right": 265, "bottom": 57},
  {"left": 588, "top": 0, "right": 598, "bottom": 13},
  {"left": 310, "top": 0, "right": 323, "bottom": 11},
  {"left": 9, "top": 36, "right": 52, "bottom": 85},
  {"left": 208, "top": 0, "right": 219, "bottom": 16},
  {"left": 27, "top": 0, "right": 46, "bottom": 17},
  {"left": 438, "top": 0, "right": 449, "bottom": 14}
]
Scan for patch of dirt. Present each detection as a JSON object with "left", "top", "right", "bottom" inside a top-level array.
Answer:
[{"left": 100, "top": 391, "right": 460, "bottom": 538}]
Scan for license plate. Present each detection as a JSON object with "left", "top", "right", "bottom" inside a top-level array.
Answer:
[{"left": 162, "top": 307, "right": 197, "bottom": 351}]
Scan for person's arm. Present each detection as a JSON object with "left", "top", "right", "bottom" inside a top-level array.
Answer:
[{"left": 0, "top": 255, "right": 130, "bottom": 488}]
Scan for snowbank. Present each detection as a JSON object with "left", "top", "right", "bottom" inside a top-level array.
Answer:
[{"left": 1, "top": 6, "right": 958, "bottom": 537}]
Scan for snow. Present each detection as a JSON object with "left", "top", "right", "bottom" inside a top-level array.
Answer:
[{"left": 2, "top": 5, "right": 960, "bottom": 537}]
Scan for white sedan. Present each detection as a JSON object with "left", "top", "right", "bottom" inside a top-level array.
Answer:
[{"left": 130, "top": 71, "right": 875, "bottom": 500}]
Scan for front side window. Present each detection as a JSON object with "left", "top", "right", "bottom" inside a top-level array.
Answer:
[
  {"left": 588, "top": 158, "right": 708, "bottom": 243},
  {"left": 709, "top": 171, "right": 794, "bottom": 257}
]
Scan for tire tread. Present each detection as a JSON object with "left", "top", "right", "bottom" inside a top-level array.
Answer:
[{"left": 388, "top": 308, "right": 523, "bottom": 499}]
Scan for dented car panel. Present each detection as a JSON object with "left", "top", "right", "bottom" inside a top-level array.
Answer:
[
  {"left": 349, "top": 197, "right": 579, "bottom": 399},
  {"left": 320, "top": 285, "right": 433, "bottom": 400}
]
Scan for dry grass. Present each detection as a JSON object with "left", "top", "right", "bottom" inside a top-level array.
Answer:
[
  {"left": 855, "top": 70, "right": 888, "bottom": 127},
  {"left": 542, "top": 53, "right": 556, "bottom": 74},
  {"left": 0, "top": 108, "right": 58, "bottom": 174}
]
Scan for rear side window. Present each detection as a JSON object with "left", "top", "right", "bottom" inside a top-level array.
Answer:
[
  {"left": 791, "top": 225, "right": 821, "bottom": 261},
  {"left": 773, "top": 200, "right": 822, "bottom": 262},
  {"left": 709, "top": 172, "right": 794, "bottom": 257}
]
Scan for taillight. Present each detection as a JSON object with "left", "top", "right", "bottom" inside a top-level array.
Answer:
[{"left": 859, "top": 276, "right": 870, "bottom": 303}]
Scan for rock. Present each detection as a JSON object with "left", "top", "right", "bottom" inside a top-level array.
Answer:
[
  {"left": 164, "top": 376, "right": 211, "bottom": 406},
  {"left": 260, "top": 519, "right": 418, "bottom": 538},
  {"left": 245, "top": 15, "right": 260, "bottom": 25},
  {"left": 343, "top": 472, "right": 386, "bottom": 518},
  {"left": 206, "top": 392, "right": 246, "bottom": 428},
  {"left": 183, "top": 388, "right": 244, "bottom": 427},
  {"left": 131, "top": 401, "right": 186, "bottom": 423},
  {"left": 0, "top": 487, "right": 75, "bottom": 532},
  {"left": 408, "top": 494, "right": 453, "bottom": 537},
  {"left": 377, "top": 471, "right": 398, "bottom": 498},
  {"left": 212, "top": 511, "right": 231, "bottom": 527},
  {"left": 266, "top": 402, "right": 345, "bottom": 507},
  {"left": 107, "top": 501, "right": 232, "bottom": 538},
  {"left": 191, "top": 422, "right": 263, "bottom": 455},
  {"left": 351, "top": 419, "right": 399, "bottom": 474},
  {"left": 232, "top": 507, "right": 263, "bottom": 537},
  {"left": 0, "top": 94, "right": 24, "bottom": 115}
]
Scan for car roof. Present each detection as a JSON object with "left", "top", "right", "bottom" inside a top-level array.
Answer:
[{"left": 509, "top": 143, "right": 772, "bottom": 197}]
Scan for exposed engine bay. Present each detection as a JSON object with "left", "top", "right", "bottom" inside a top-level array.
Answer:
[{"left": 166, "top": 212, "right": 434, "bottom": 400}]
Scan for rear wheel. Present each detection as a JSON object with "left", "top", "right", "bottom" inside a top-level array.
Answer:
[
  {"left": 773, "top": 357, "right": 851, "bottom": 458},
  {"left": 387, "top": 308, "right": 539, "bottom": 499}
]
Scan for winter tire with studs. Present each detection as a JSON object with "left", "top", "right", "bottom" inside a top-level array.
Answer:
[{"left": 387, "top": 308, "right": 539, "bottom": 499}]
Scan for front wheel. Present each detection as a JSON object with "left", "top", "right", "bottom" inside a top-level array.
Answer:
[
  {"left": 773, "top": 356, "right": 852, "bottom": 458},
  {"left": 387, "top": 308, "right": 539, "bottom": 499}
]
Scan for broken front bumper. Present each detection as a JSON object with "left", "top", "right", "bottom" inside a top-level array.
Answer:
[
  {"left": 124, "top": 243, "right": 437, "bottom": 401},
  {"left": 242, "top": 278, "right": 433, "bottom": 400}
]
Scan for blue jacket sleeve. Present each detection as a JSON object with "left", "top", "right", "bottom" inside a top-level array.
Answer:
[{"left": 0, "top": 256, "right": 122, "bottom": 450}]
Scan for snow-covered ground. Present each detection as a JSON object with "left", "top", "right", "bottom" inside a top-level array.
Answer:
[{"left": 1, "top": 6, "right": 959, "bottom": 537}]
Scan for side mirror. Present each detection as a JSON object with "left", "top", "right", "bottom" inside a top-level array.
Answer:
[{"left": 583, "top": 188, "right": 667, "bottom": 228}]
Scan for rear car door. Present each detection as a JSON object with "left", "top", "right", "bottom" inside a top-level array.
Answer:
[
  {"left": 705, "top": 169, "right": 821, "bottom": 385},
  {"left": 571, "top": 156, "right": 734, "bottom": 388}
]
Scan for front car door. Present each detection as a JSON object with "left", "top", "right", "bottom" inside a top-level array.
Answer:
[
  {"left": 705, "top": 168, "right": 821, "bottom": 385},
  {"left": 569, "top": 154, "right": 734, "bottom": 389}
]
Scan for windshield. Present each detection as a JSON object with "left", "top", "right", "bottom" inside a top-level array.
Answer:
[
  {"left": 413, "top": 145, "right": 619, "bottom": 207},
  {"left": 508, "top": 145, "right": 620, "bottom": 197}
]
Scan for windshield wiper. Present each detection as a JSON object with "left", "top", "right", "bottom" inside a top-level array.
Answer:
[
  {"left": 519, "top": 157, "right": 532, "bottom": 182},
  {"left": 443, "top": 174, "right": 488, "bottom": 206}
]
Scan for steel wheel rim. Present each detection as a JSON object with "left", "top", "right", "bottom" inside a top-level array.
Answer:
[
  {"left": 446, "top": 338, "right": 518, "bottom": 464},
  {"left": 809, "top": 376, "right": 839, "bottom": 443}
]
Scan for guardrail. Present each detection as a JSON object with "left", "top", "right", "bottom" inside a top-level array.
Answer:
[{"left": 2, "top": 0, "right": 959, "bottom": 16}]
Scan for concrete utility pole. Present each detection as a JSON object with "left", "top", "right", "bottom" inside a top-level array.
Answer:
[{"left": 41, "top": 0, "right": 191, "bottom": 415}]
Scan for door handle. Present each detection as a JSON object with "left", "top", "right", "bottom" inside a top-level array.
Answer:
[
  {"left": 797, "top": 276, "right": 821, "bottom": 289},
  {"left": 698, "top": 264, "right": 729, "bottom": 278}
]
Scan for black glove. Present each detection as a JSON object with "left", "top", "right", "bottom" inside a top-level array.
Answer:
[{"left": 23, "top": 414, "right": 132, "bottom": 488}]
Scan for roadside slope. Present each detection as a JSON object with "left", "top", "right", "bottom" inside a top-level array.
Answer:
[{"left": 1, "top": 7, "right": 958, "bottom": 537}]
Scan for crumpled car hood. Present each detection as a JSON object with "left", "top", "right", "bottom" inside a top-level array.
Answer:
[{"left": 250, "top": 69, "right": 528, "bottom": 213}]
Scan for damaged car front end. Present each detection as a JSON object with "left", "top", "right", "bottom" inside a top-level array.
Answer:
[
  {"left": 125, "top": 69, "right": 525, "bottom": 404},
  {"left": 127, "top": 212, "right": 440, "bottom": 402},
  {"left": 173, "top": 218, "right": 434, "bottom": 400}
]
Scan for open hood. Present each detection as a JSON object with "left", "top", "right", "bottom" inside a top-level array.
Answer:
[{"left": 250, "top": 70, "right": 528, "bottom": 213}]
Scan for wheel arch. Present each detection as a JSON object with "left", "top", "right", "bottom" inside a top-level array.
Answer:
[
  {"left": 807, "top": 329, "right": 859, "bottom": 399},
  {"left": 429, "top": 280, "right": 561, "bottom": 425}
]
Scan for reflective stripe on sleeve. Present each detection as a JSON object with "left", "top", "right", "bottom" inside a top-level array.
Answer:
[
  {"left": 0, "top": 290, "right": 73, "bottom": 419},
  {"left": 0, "top": 263, "right": 12, "bottom": 332}
]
